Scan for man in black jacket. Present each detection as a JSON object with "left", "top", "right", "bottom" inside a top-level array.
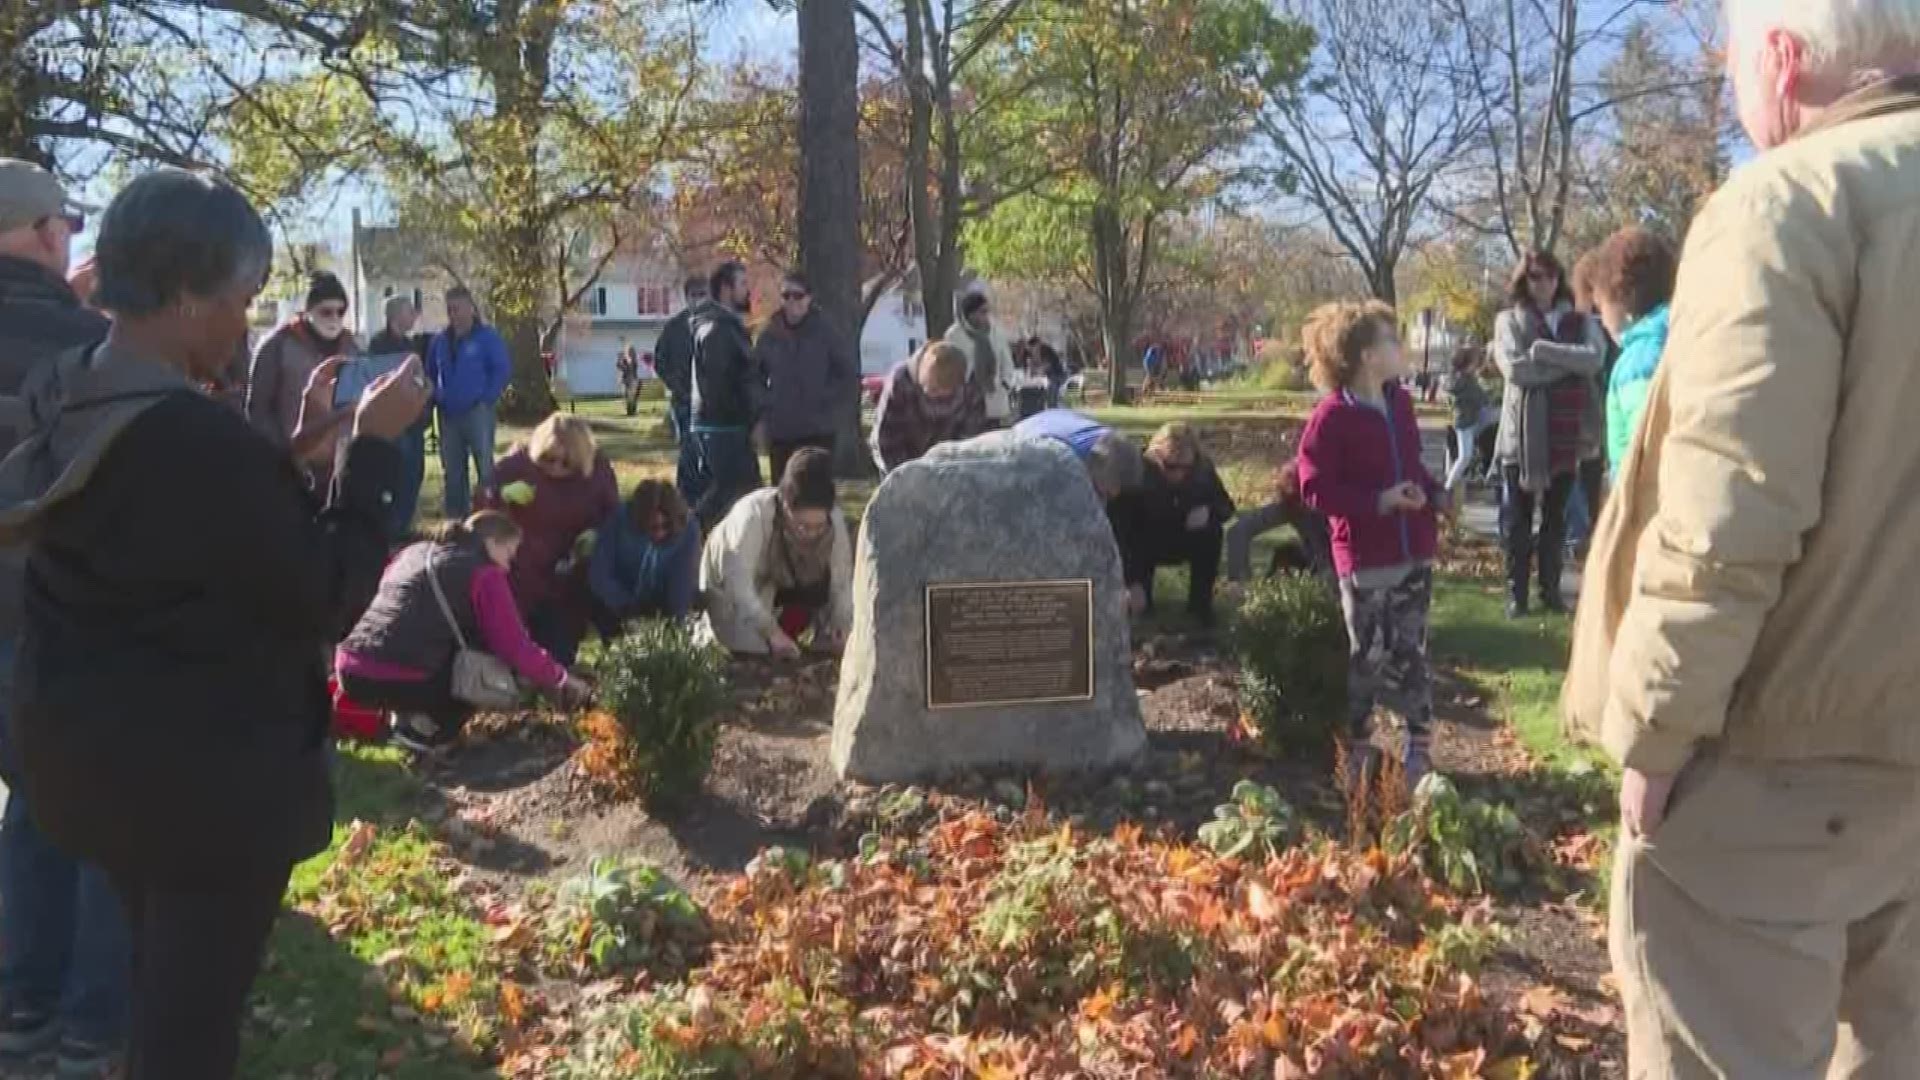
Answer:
[
  {"left": 688, "top": 260, "right": 765, "bottom": 526},
  {"left": 1108, "top": 421, "right": 1236, "bottom": 628},
  {"left": 653, "top": 274, "right": 709, "bottom": 499},
  {"left": 0, "top": 158, "right": 128, "bottom": 1073}
]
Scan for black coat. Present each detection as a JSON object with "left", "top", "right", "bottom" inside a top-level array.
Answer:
[
  {"left": 13, "top": 385, "right": 400, "bottom": 881},
  {"left": 0, "top": 257, "right": 107, "bottom": 644},
  {"left": 690, "top": 304, "right": 764, "bottom": 429},
  {"left": 1109, "top": 456, "right": 1237, "bottom": 586},
  {"left": 653, "top": 300, "right": 711, "bottom": 402}
]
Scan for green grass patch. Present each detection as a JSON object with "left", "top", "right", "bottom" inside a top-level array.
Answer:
[{"left": 247, "top": 745, "right": 506, "bottom": 1077}]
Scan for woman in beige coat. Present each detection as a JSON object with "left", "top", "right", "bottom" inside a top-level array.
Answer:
[{"left": 698, "top": 448, "right": 854, "bottom": 658}]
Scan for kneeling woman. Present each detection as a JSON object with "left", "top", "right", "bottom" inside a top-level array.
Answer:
[
  {"left": 590, "top": 479, "right": 701, "bottom": 635},
  {"left": 700, "top": 448, "right": 854, "bottom": 658},
  {"left": 337, "top": 511, "right": 592, "bottom": 751}
]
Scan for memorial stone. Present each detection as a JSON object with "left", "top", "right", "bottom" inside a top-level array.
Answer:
[{"left": 831, "top": 434, "right": 1146, "bottom": 782}]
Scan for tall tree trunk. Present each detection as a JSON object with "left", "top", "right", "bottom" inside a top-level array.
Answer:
[
  {"left": 798, "top": 0, "right": 872, "bottom": 478},
  {"left": 927, "top": 69, "right": 965, "bottom": 341},
  {"left": 902, "top": 0, "right": 942, "bottom": 341}
]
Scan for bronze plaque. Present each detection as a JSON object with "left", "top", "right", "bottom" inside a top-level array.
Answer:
[{"left": 925, "top": 579, "right": 1095, "bottom": 709}]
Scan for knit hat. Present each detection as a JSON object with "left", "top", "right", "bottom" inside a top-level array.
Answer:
[
  {"left": 305, "top": 270, "right": 348, "bottom": 311},
  {"left": 778, "top": 447, "right": 837, "bottom": 511}
]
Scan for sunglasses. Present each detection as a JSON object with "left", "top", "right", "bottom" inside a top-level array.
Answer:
[{"left": 781, "top": 291, "right": 809, "bottom": 301}]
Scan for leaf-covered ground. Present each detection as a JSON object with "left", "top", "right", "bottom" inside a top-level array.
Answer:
[{"left": 0, "top": 401, "right": 1626, "bottom": 1078}]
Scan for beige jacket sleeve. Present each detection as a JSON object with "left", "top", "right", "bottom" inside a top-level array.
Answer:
[
  {"left": 826, "top": 510, "right": 856, "bottom": 634},
  {"left": 1603, "top": 185, "right": 1849, "bottom": 772},
  {"left": 708, "top": 495, "right": 783, "bottom": 649}
]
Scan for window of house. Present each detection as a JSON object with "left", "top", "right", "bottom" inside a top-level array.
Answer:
[
  {"left": 638, "top": 284, "right": 670, "bottom": 315},
  {"left": 382, "top": 285, "right": 394, "bottom": 298},
  {"left": 586, "top": 286, "right": 608, "bottom": 316},
  {"left": 411, "top": 287, "right": 423, "bottom": 311}
]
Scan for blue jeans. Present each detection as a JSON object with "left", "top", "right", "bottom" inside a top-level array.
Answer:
[
  {"left": 691, "top": 428, "right": 761, "bottom": 528},
  {"left": 391, "top": 421, "right": 428, "bottom": 539},
  {"left": 671, "top": 399, "right": 705, "bottom": 507},
  {"left": 438, "top": 404, "right": 497, "bottom": 519},
  {"left": 0, "top": 643, "right": 130, "bottom": 1046}
]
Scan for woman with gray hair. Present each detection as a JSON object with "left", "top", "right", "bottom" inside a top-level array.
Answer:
[
  {"left": 0, "top": 168, "right": 427, "bottom": 1078},
  {"left": 1563, "top": 1, "right": 1920, "bottom": 1074}
]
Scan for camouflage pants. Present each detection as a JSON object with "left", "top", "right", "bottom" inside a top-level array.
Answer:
[{"left": 1337, "top": 567, "right": 1434, "bottom": 760}]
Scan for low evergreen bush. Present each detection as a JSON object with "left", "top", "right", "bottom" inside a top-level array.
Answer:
[
  {"left": 579, "top": 620, "right": 729, "bottom": 810},
  {"left": 1228, "top": 571, "right": 1347, "bottom": 755}
]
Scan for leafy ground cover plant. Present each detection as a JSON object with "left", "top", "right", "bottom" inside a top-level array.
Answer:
[
  {"left": 1197, "top": 780, "right": 1297, "bottom": 860},
  {"left": 539, "top": 856, "right": 708, "bottom": 979},
  {"left": 1228, "top": 571, "right": 1348, "bottom": 755}
]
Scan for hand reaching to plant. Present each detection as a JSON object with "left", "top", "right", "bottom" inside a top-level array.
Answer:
[
  {"left": 557, "top": 672, "right": 596, "bottom": 707},
  {"left": 768, "top": 630, "right": 802, "bottom": 660}
]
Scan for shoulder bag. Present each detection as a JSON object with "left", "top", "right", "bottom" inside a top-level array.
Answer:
[{"left": 425, "top": 551, "right": 524, "bottom": 711}]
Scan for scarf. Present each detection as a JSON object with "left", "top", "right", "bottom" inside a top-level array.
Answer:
[
  {"left": 950, "top": 320, "right": 999, "bottom": 402},
  {"left": 1516, "top": 305, "right": 1590, "bottom": 493},
  {"left": 766, "top": 503, "right": 835, "bottom": 595}
]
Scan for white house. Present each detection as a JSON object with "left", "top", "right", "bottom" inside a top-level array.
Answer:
[{"left": 554, "top": 252, "right": 689, "bottom": 397}]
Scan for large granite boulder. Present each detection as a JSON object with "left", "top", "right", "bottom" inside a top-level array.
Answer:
[{"left": 831, "top": 433, "right": 1145, "bottom": 782}]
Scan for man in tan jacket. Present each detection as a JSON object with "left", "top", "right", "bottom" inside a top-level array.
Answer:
[{"left": 1563, "top": 3, "right": 1920, "bottom": 1075}]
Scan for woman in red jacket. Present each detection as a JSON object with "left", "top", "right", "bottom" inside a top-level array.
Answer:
[
  {"left": 481, "top": 413, "right": 618, "bottom": 663},
  {"left": 1295, "top": 300, "right": 1447, "bottom": 792}
]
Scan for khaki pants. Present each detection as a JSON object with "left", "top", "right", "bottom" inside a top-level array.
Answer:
[{"left": 1611, "top": 754, "right": 1920, "bottom": 1079}]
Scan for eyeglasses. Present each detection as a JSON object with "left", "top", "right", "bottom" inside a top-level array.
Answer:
[
  {"left": 781, "top": 291, "right": 808, "bottom": 301},
  {"left": 785, "top": 516, "right": 831, "bottom": 538},
  {"left": 38, "top": 212, "right": 84, "bottom": 233}
]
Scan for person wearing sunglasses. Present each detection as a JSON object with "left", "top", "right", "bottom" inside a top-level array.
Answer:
[
  {"left": 1108, "top": 421, "right": 1236, "bottom": 628},
  {"left": 245, "top": 269, "right": 362, "bottom": 489},
  {"left": 753, "top": 271, "right": 857, "bottom": 482},
  {"left": 0, "top": 159, "right": 130, "bottom": 1077}
]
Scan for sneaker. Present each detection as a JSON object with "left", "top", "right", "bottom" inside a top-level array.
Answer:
[
  {"left": 1505, "top": 598, "right": 1529, "bottom": 621},
  {"left": 0, "top": 1008, "right": 57, "bottom": 1056},
  {"left": 55, "top": 1036, "right": 117, "bottom": 1078},
  {"left": 1540, "top": 593, "right": 1568, "bottom": 615},
  {"left": 1402, "top": 743, "right": 1433, "bottom": 794},
  {"left": 389, "top": 713, "right": 449, "bottom": 755}
]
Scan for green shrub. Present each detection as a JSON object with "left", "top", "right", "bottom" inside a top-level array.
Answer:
[
  {"left": 1385, "top": 774, "right": 1527, "bottom": 895},
  {"left": 1228, "top": 572, "right": 1348, "bottom": 755},
  {"left": 540, "top": 857, "right": 708, "bottom": 978},
  {"left": 580, "top": 620, "right": 729, "bottom": 809},
  {"left": 1196, "top": 780, "right": 1296, "bottom": 860}
]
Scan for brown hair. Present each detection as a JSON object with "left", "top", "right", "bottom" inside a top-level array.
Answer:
[
  {"left": 779, "top": 447, "right": 837, "bottom": 511},
  {"left": 525, "top": 413, "right": 598, "bottom": 479},
  {"left": 1448, "top": 345, "right": 1482, "bottom": 373},
  {"left": 915, "top": 340, "right": 970, "bottom": 392},
  {"left": 1586, "top": 226, "right": 1678, "bottom": 322},
  {"left": 435, "top": 509, "right": 521, "bottom": 547},
  {"left": 1507, "top": 250, "right": 1573, "bottom": 310},
  {"left": 625, "top": 478, "right": 690, "bottom": 537},
  {"left": 1301, "top": 300, "right": 1397, "bottom": 392}
]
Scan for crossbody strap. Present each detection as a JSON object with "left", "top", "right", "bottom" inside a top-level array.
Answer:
[{"left": 424, "top": 549, "right": 472, "bottom": 652}]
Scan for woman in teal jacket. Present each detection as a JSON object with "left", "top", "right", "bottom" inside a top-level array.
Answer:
[{"left": 1587, "top": 227, "right": 1678, "bottom": 476}]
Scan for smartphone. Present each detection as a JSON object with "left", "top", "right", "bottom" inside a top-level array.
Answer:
[{"left": 333, "top": 352, "right": 413, "bottom": 409}]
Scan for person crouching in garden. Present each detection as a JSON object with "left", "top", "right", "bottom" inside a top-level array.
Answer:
[
  {"left": 699, "top": 448, "right": 853, "bottom": 659},
  {"left": 481, "top": 413, "right": 618, "bottom": 665},
  {"left": 1108, "top": 421, "right": 1236, "bottom": 627},
  {"left": 1296, "top": 300, "right": 1446, "bottom": 791},
  {"left": 870, "top": 340, "right": 988, "bottom": 473},
  {"left": 590, "top": 479, "right": 700, "bottom": 636},
  {"left": 1223, "top": 459, "right": 1334, "bottom": 590},
  {"left": 0, "top": 168, "right": 429, "bottom": 1079},
  {"left": 337, "top": 511, "right": 592, "bottom": 752}
]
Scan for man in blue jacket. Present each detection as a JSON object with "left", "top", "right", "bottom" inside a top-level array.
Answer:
[{"left": 427, "top": 286, "right": 511, "bottom": 517}]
